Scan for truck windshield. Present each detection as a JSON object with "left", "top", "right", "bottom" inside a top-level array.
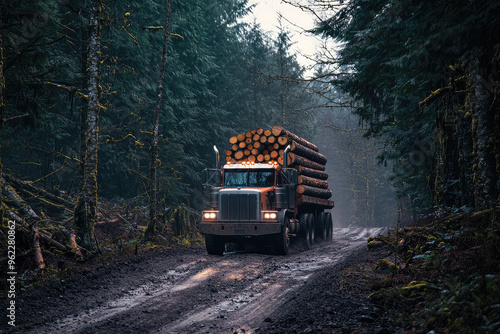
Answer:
[{"left": 224, "top": 170, "right": 275, "bottom": 187}]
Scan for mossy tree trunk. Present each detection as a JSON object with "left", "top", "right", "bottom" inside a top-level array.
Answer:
[
  {"left": 74, "top": 0, "right": 102, "bottom": 252},
  {"left": 0, "top": 159, "right": 4, "bottom": 221},
  {"left": 0, "top": 12, "right": 4, "bottom": 127},
  {"left": 144, "top": 0, "right": 172, "bottom": 241},
  {"left": 470, "top": 56, "right": 498, "bottom": 209}
]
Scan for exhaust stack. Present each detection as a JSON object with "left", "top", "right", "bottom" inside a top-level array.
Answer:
[
  {"left": 283, "top": 145, "right": 291, "bottom": 169},
  {"left": 213, "top": 145, "right": 220, "bottom": 169}
]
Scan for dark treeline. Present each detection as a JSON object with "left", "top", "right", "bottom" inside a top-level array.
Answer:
[
  {"left": 311, "top": 0, "right": 500, "bottom": 214},
  {"left": 0, "top": 0, "right": 311, "bottom": 213}
]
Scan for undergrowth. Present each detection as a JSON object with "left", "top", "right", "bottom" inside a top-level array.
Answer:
[{"left": 366, "top": 207, "right": 500, "bottom": 333}]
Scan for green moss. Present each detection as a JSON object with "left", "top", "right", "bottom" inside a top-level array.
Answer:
[
  {"left": 367, "top": 240, "right": 384, "bottom": 249},
  {"left": 375, "top": 258, "right": 398, "bottom": 272},
  {"left": 400, "top": 281, "right": 439, "bottom": 298}
]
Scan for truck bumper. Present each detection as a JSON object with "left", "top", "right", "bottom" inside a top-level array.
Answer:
[{"left": 199, "top": 221, "right": 281, "bottom": 236}]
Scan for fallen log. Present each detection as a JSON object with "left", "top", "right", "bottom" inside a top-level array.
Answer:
[
  {"left": 6, "top": 210, "right": 85, "bottom": 257},
  {"left": 287, "top": 153, "right": 326, "bottom": 171},
  {"left": 290, "top": 141, "right": 327, "bottom": 165},
  {"left": 5, "top": 174, "right": 73, "bottom": 207},
  {"left": 31, "top": 225, "right": 45, "bottom": 271},
  {"left": 297, "top": 185, "right": 332, "bottom": 199},
  {"left": 271, "top": 125, "right": 319, "bottom": 152},
  {"left": 1, "top": 177, "right": 40, "bottom": 218},
  {"left": 295, "top": 165, "right": 329, "bottom": 180},
  {"left": 298, "top": 175, "right": 329, "bottom": 189}
]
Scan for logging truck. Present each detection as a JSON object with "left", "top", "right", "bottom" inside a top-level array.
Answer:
[{"left": 199, "top": 126, "right": 334, "bottom": 255}]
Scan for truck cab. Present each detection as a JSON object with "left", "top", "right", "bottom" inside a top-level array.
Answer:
[{"left": 200, "top": 160, "right": 297, "bottom": 255}]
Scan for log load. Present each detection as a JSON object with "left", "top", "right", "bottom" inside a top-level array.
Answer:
[
  {"left": 295, "top": 165, "right": 329, "bottom": 180},
  {"left": 286, "top": 153, "right": 326, "bottom": 171},
  {"left": 298, "top": 175, "right": 328, "bottom": 189},
  {"left": 290, "top": 141, "right": 327, "bottom": 165},
  {"left": 271, "top": 125, "right": 319, "bottom": 152},
  {"left": 297, "top": 185, "right": 332, "bottom": 199},
  {"left": 224, "top": 126, "right": 332, "bottom": 201}
]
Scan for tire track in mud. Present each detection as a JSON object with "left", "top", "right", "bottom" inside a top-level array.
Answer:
[{"left": 24, "top": 227, "right": 387, "bottom": 334}]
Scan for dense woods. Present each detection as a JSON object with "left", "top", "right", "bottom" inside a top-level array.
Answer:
[
  {"left": 1, "top": 0, "right": 498, "bottom": 254},
  {"left": 1, "top": 0, "right": 499, "bottom": 332},
  {"left": 0, "top": 0, "right": 311, "bottom": 253},
  {"left": 312, "top": 0, "right": 500, "bottom": 213}
]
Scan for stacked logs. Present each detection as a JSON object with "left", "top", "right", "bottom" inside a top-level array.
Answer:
[{"left": 224, "top": 125, "right": 332, "bottom": 200}]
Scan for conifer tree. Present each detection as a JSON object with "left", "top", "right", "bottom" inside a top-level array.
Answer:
[
  {"left": 74, "top": 0, "right": 102, "bottom": 252},
  {"left": 312, "top": 0, "right": 500, "bottom": 212},
  {"left": 144, "top": 0, "right": 172, "bottom": 240}
]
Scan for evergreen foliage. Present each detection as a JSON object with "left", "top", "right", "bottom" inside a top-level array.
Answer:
[
  {"left": 0, "top": 0, "right": 315, "bottom": 223},
  {"left": 313, "top": 0, "right": 500, "bottom": 212}
]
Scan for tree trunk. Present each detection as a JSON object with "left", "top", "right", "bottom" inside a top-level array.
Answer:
[
  {"left": 74, "top": 0, "right": 102, "bottom": 252},
  {"left": 470, "top": 57, "right": 498, "bottom": 209},
  {"left": 145, "top": 0, "right": 173, "bottom": 240},
  {"left": 0, "top": 21, "right": 4, "bottom": 127}
]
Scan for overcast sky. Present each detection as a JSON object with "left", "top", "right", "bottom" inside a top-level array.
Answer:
[{"left": 246, "top": 0, "right": 323, "bottom": 76}]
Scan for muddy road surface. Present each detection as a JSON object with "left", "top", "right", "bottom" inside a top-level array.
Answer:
[{"left": 10, "top": 227, "right": 388, "bottom": 334}]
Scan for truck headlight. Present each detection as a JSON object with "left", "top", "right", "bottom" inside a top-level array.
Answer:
[
  {"left": 203, "top": 211, "right": 217, "bottom": 220},
  {"left": 263, "top": 211, "right": 278, "bottom": 220}
]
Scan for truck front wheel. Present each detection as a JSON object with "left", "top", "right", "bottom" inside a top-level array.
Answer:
[
  {"left": 205, "top": 234, "right": 225, "bottom": 255},
  {"left": 275, "top": 223, "right": 290, "bottom": 255}
]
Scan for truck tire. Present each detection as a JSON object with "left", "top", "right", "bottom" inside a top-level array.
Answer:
[
  {"left": 317, "top": 212, "right": 327, "bottom": 242},
  {"left": 308, "top": 213, "right": 315, "bottom": 245},
  {"left": 325, "top": 212, "right": 333, "bottom": 241},
  {"left": 275, "top": 223, "right": 290, "bottom": 255},
  {"left": 299, "top": 213, "right": 311, "bottom": 246},
  {"left": 205, "top": 234, "right": 225, "bottom": 255}
]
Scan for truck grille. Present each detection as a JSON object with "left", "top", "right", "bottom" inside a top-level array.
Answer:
[{"left": 219, "top": 190, "right": 260, "bottom": 221}]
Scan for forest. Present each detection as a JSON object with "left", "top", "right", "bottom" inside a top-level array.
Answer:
[{"left": 0, "top": 0, "right": 499, "bottom": 330}]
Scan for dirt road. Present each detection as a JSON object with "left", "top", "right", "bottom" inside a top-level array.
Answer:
[{"left": 9, "top": 227, "right": 389, "bottom": 334}]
